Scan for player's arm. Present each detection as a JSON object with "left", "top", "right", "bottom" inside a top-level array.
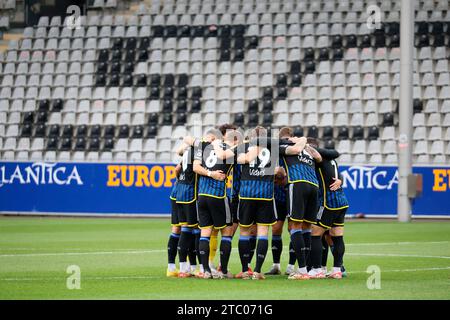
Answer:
[
  {"left": 281, "top": 137, "right": 307, "bottom": 155},
  {"left": 305, "top": 145, "right": 323, "bottom": 163},
  {"left": 237, "top": 146, "right": 259, "bottom": 164},
  {"left": 274, "top": 166, "right": 286, "bottom": 177},
  {"left": 211, "top": 140, "right": 236, "bottom": 160},
  {"left": 329, "top": 165, "right": 343, "bottom": 191},
  {"left": 193, "top": 159, "right": 226, "bottom": 181},
  {"left": 317, "top": 147, "right": 340, "bottom": 160}
]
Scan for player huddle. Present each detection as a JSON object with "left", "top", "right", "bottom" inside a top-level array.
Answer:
[{"left": 166, "top": 124, "right": 349, "bottom": 280}]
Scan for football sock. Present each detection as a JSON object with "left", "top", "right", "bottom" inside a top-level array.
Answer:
[
  {"left": 271, "top": 235, "right": 283, "bottom": 264},
  {"left": 219, "top": 236, "right": 232, "bottom": 274},
  {"left": 199, "top": 237, "right": 211, "bottom": 273},
  {"left": 192, "top": 228, "right": 200, "bottom": 267},
  {"left": 238, "top": 236, "right": 251, "bottom": 273},
  {"left": 321, "top": 235, "right": 329, "bottom": 267},
  {"left": 311, "top": 235, "right": 323, "bottom": 269},
  {"left": 290, "top": 229, "right": 306, "bottom": 268},
  {"left": 177, "top": 227, "right": 193, "bottom": 271},
  {"left": 193, "top": 229, "right": 201, "bottom": 266},
  {"left": 188, "top": 239, "right": 197, "bottom": 268},
  {"left": 302, "top": 229, "right": 312, "bottom": 270},
  {"left": 209, "top": 234, "right": 218, "bottom": 263},
  {"left": 167, "top": 232, "right": 180, "bottom": 264},
  {"left": 331, "top": 236, "right": 345, "bottom": 268},
  {"left": 288, "top": 241, "right": 296, "bottom": 265},
  {"left": 254, "top": 236, "right": 269, "bottom": 273},
  {"left": 248, "top": 235, "right": 257, "bottom": 264}
]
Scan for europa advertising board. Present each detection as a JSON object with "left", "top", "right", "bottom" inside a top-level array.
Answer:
[{"left": 0, "top": 161, "right": 449, "bottom": 216}]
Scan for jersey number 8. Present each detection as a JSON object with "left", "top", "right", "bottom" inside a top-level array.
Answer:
[{"left": 205, "top": 150, "right": 218, "bottom": 168}]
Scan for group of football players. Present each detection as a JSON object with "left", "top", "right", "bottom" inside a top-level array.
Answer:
[{"left": 166, "top": 124, "right": 349, "bottom": 280}]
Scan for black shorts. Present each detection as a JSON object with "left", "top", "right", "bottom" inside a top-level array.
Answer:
[
  {"left": 176, "top": 201, "right": 198, "bottom": 227},
  {"left": 171, "top": 199, "right": 181, "bottom": 226},
  {"left": 275, "top": 199, "right": 288, "bottom": 221},
  {"left": 287, "top": 182, "right": 318, "bottom": 223},
  {"left": 197, "top": 195, "right": 232, "bottom": 229},
  {"left": 315, "top": 206, "right": 347, "bottom": 229},
  {"left": 229, "top": 196, "right": 239, "bottom": 224},
  {"left": 238, "top": 198, "right": 276, "bottom": 227}
]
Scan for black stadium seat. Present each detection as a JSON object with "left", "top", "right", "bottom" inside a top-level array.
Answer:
[
  {"left": 322, "top": 126, "right": 334, "bottom": 140},
  {"left": 307, "top": 126, "right": 319, "bottom": 138},
  {"left": 60, "top": 138, "right": 72, "bottom": 151},
  {"left": 293, "top": 126, "right": 303, "bottom": 137},
  {"left": 367, "top": 126, "right": 379, "bottom": 140},
  {"left": 75, "top": 137, "right": 86, "bottom": 151},
  {"left": 234, "top": 113, "right": 244, "bottom": 127},
  {"left": 118, "top": 125, "right": 130, "bottom": 138},
  {"left": 352, "top": 126, "right": 365, "bottom": 140},
  {"left": 90, "top": 125, "right": 101, "bottom": 137},
  {"left": 146, "top": 125, "right": 157, "bottom": 138},
  {"left": 337, "top": 126, "right": 349, "bottom": 140}
]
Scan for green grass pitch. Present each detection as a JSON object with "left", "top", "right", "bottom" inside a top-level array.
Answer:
[{"left": 0, "top": 217, "right": 449, "bottom": 300}]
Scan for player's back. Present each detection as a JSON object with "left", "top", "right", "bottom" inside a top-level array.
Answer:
[
  {"left": 280, "top": 146, "right": 319, "bottom": 187},
  {"left": 239, "top": 141, "right": 278, "bottom": 200},
  {"left": 316, "top": 149, "right": 348, "bottom": 209},
  {"left": 176, "top": 146, "right": 197, "bottom": 203},
  {"left": 196, "top": 141, "right": 235, "bottom": 198}
]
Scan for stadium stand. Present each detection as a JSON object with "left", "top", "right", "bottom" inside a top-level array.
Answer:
[{"left": 0, "top": 0, "right": 449, "bottom": 164}]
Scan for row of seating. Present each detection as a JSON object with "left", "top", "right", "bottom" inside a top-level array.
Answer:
[{"left": 2, "top": 136, "right": 450, "bottom": 157}]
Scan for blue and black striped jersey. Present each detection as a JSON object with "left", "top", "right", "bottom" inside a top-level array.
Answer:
[
  {"left": 316, "top": 152, "right": 349, "bottom": 210},
  {"left": 170, "top": 180, "right": 177, "bottom": 200},
  {"left": 280, "top": 142, "right": 319, "bottom": 187},
  {"left": 194, "top": 140, "right": 235, "bottom": 198},
  {"left": 176, "top": 146, "right": 197, "bottom": 203},
  {"left": 238, "top": 140, "right": 278, "bottom": 200}
]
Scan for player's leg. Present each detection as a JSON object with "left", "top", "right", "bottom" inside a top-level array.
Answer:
[
  {"left": 167, "top": 225, "right": 181, "bottom": 277},
  {"left": 213, "top": 197, "right": 234, "bottom": 279},
  {"left": 177, "top": 224, "right": 194, "bottom": 277},
  {"left": 266, "top": 199, "right": 286, "bottom": 275},
  {"left": 321, "top": 230, "right": 330, "bottom": 273},
  {"left": 308, "top": 205, "right": 331, "bottom": 278},
  {"left": 196, "top": 196, "right": 214, "bottom": 278},
  {"left": 187, "top": 202, "right": 200, "bottom": 275},
  {"left": 302, "top": 184, "right": 319, "bottom": 272},
  {"left": 265, "top": 220, "right": 284, "bottom": 275},
  {"left": 248, "top": 224, "right": 257, "bottom": 269},
  {"left": 208, "top": 228, "right": 219, "bottom": 274},
  {"left": 328, "top": 209, "right": 347, "bottom": 279},
  {"left": 217, "top": 225, "right": 234, "bottom": 279},
  {"left": 252, "top": 199, "right": 277, "bottom": 280},
  {"left": 192, "top": 227, "right": 201, "bottom": 275},
  {"left": 167, "top": 200, "right": 181, "bottom": 277},
  {"left": 236, "top": 200, "right": 254, "bottom": 279},
  {"left": 286, "top": 220, "right": 297, "bottom": 275},
  {"left": 287, "top": 184, "right": 309, "bottom": 280},
  {"left": 308, "top": 224, "right": 327, "bottom": 279},
  {"left": 177, "top": 202, "right": 198, "bottom": 278}
]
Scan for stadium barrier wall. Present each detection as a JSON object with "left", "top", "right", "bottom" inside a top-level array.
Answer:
[{"left": 0, "top": 161, "right": 449, "bottom": 217}]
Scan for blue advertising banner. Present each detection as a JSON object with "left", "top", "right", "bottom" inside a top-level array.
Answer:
[{"left": 0, "top": 161, "right": 449, "bottom": 217}]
